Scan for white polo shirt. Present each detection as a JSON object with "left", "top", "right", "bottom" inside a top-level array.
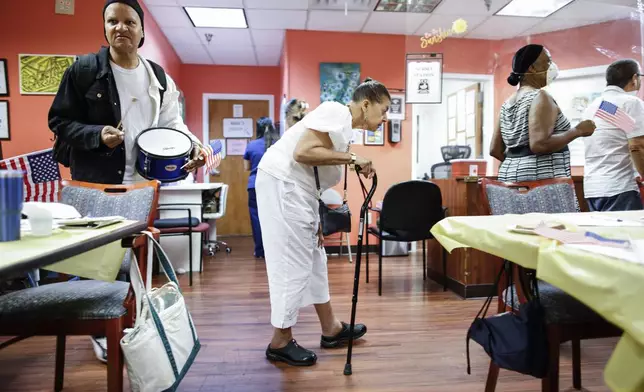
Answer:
[{"left": 582, "top": 86, "right": 644, "bottom": 198}]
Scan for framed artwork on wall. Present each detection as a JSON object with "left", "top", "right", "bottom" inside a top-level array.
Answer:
[
  {"left": 18, "top": 54, "right": 76, "bottom": 95},
  {"left": 320, "top": 62, "right": 361, "bottom": 104},
  {"left": 0, "top": 59, "right": 8, "bottom": 97},
  {"left": 364, "top": 122, "right": 385, "bottom": 146},
  {"left": 0, "top": 100, "right": 10, "bottom": 141}
]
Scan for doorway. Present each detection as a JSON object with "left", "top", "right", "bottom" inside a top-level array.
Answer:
[
  {"left": 202, "top": 94, "right": 274, "bottom": 236},
  {"left": 411, "top": 74, "right": 495, "bottom": 181}
]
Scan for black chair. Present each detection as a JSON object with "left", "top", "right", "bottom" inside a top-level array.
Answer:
[
  {"left": 365, "top": 181, "right": 447, "bottom": 296},
  {"left": 441, "top": 145, "right": 471, "bottom": 161},
  {"left": 431, "top": 162, "right": 452, "bottom": 179}
]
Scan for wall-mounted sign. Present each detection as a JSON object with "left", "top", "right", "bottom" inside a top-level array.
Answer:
[
  {"left": 419, "top": 18, "right": 468, "bottom": 48},
  {"left": 222, "top": 118, "right": 253, "bottom": 138},
  {"left": 387, "top": 94, "right": 405, "bottom": 120},
  {"left": 405, "top": 53, "right": 443, "bottom": 104}
]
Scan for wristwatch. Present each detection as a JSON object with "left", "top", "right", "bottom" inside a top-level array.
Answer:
[{"left": 350, "top": 152, "right": 357, "bottom": 166}]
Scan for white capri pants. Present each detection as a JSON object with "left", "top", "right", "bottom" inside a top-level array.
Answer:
[{"left": 255, "top": 169, "right": 330, "bottom": 329}]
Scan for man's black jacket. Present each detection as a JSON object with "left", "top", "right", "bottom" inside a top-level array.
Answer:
[{"left": 48, "top": 46, "right": 166, "bottom": 184}]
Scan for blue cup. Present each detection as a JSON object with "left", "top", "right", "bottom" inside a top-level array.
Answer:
[{"left": 0, "top": 170, "right": 25, "bottom": 242}]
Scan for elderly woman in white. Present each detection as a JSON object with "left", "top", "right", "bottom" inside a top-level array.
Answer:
[{"left": 256, "top": 78, "right": 390, "bottom": 366}]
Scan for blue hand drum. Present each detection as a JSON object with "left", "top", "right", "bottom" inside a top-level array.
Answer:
[{"left": 135, "top": 127, "right": 193, "bottom": 183}]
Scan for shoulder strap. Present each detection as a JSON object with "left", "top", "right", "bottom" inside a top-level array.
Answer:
[
  {"left": 76, "top": 53, "right": 99, "bottom": 94},
  {"left": 313, "top": 165, "right": 349, "bottom": 203},
  {"left": 148, "top": 60, "right": 167, "bottom": 108}
]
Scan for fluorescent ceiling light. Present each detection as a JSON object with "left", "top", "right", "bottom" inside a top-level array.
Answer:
[
  {"left": 496, "top": 0, "right": 574, "bottom": 18},
  {"left": 184, "top": 7, "right": 248, "bottom": 28}
]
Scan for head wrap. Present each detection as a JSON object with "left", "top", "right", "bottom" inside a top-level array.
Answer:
[{"left": 103, "top": 0, "right": 145, "bottom": 48}]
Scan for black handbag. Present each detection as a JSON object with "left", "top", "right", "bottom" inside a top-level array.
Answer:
[
  {"left": 466, "top": 261, "right": 549, "bottom": 379},
  {"left": 314, "top": 165, "right": 352, "bottom": 236}
]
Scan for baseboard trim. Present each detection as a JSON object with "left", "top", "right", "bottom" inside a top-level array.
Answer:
[{"left": 427, "top": 269, "right": 495, "bottom": 299}]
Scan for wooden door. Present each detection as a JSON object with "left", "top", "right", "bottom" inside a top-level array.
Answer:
[
  {"left": 208, "top": 100, "right": 269, "bottom": 236},
  {"left": 446, "top": 83, "right": 483, "bottom": 157}
]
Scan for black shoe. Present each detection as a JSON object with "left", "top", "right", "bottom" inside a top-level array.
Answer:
[
  {"left": 266, "top": 339, "right": 317, "bottom": 366},
  {"left": 320, "top": 321, "right": 367, "bottom": 348}
]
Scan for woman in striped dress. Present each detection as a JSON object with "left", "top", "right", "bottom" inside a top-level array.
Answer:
[{"left": 490, "top": 44, "right": 596, "bottom": 182}]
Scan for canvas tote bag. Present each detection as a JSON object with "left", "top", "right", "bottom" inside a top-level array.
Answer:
[{"left": 120, "top": 231, "right": 201, "bottom": 392}]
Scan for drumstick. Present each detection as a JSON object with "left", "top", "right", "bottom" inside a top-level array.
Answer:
[{"left": 116, "top": 97, "right": 138, "bottom": 131}]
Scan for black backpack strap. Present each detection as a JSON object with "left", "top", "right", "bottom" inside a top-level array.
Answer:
[
  {"left": 148, "top": 60, "right": 167, "bottom": 108},
  {"left": 75, "top": 53, "right": 99, "bottom": 95}
]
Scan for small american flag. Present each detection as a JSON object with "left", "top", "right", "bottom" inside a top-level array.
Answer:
[
  {"left": 595, "top": 100, "right": 636, "bottom": 133},
  {"left": 202, "top": 140, "right": 223, "bottom": 172},
  {"left": 0, "top": 148, "right": 61, "bottom": 202}
]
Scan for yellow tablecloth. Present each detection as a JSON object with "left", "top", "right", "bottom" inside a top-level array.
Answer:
[
  {"left": 0, "top": 221, "right": 137, "bottom": 282},
  {"left": 431, "top": 211, "right": 644, "bottom": 392}
]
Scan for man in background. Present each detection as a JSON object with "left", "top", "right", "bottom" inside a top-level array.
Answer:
[{"left": 583, "top": 59, "right": 644, "bottom": 211}]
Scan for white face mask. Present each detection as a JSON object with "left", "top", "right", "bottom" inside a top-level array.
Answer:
[{"left": 546, "top": 61, "right": 559, "bottom": 85}]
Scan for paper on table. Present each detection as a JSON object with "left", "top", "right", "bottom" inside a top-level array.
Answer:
[
  {"left": 566, "top": 240, "right": 644, "bottom": 266},
  {"left": 558, "top": 214, "right": 644, "bottom": 227},
  {"left": 23, "top": 202, "right": 81, "bottom": 219}
]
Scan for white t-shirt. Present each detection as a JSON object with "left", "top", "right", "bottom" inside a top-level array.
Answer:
[
  {"left": 258, "top": 101, "right": 353, "bottom": 196},
  {"left": 582, "top": 86, "right": 644, "bottom": 198},
  {"left": 110, "top": 58, "right": 154, "bottom": 184}
]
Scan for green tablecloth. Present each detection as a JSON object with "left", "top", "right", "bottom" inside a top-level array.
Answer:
[
  {"left": 1, "top": 222, "right": 134, "bottom": 282},
  {"left": 431, "top": 211, "right": 644, "bottom": 392}
]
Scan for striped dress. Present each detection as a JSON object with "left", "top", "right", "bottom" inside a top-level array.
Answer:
[{"left": 497, "top": 89, "right": 572, "bottom": 182}]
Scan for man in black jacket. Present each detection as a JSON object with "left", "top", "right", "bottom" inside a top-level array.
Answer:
[
  {"left": 47, "top": 0, "right": 205, "bottom": 364},
  {"left": 48, "top": 0, "right": 204, "bottom": 185}
]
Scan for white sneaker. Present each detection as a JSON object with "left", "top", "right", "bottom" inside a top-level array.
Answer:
[{"left": 90, "top": 336, "right": 107, "bottom": 364}]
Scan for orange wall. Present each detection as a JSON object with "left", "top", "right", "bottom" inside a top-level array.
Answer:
[
  {"left": 0, "top": 0, "right": 181, "bottom": 168},
  {"left": 178, "top": 64, "right": 281, "bottom": 181}
]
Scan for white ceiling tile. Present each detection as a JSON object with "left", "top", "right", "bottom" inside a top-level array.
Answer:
[
  {"left": 523, "top": 18, "right": 599, "bottom": 35},
  {"left": 578, "top": 0, "right": 637, "bottom": 6},
  {"left": 208, "top": 46, "right": 258, "bottom": 65},
  {"left": 195, "top": 28, "right": 252, "bottom": 47},
  {"left": 414, "top": 14, "right": 488, "bottom": 35},
  {"left": 177, "top": 0, "right": 243, "bottom": 6},
  {"left": 142, "top": 0, "right": 178, "bottom": 6},
  {"left": 255, "top": 45, "right": 282, "bottom": 66},
  {"left": 549, "top": 0, "right": 635, "bottom": 20},
  {"left": 466, "top": 15, "right": 541, "bottom": 39},
  {"left": 173, "top": 44, "right": 213, "bottom": 64},
  {"left": 147, "top": 6, "right": 194, "bottom": 28},
  {"left": 246, "top": 9, "right": 308, "bottom": 29},
  {"left": 361, "top": 12, "right": 430, "bottom": 34},
  {"left": 307, "top": 10, "right": 370, "bottom": 32},
  {"left": 161, "top": 27, "right": 201, "bottom": 46},
  {"left": 309, "top": 0, "right": 375, "bottom": 10},
  {"left": 245, "top": 0, "right": 309, "bottom": 9},
  {"left": 250, "top": 29, "right": 285, "bottom": 46},
  {"left": 433, "top": 0, "right": 511, "bottom": 15}
]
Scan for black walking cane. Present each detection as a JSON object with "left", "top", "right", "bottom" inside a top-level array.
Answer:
[{"left": 344, "top": 170, "right": 377, "bottom": 376}]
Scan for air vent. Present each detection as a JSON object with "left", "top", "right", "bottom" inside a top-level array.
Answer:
[
  {"left": 374, "top": 0, "right": 443, "bottom": 13},
  {"left": 309, "top": 0, "right": 375, "bottom": 11}
]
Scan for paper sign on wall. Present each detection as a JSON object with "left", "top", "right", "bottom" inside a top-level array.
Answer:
[
  {"left": 223, "top": 118, "right": 253, "bottom": 138},
  {"left": 405, "top": 53, "right": 443, "bottom": 104},
  {"left": 226, "top": 139, "right": 248, "bottom": 156},
  {"left": 233, "top": 104, "right": 243, "bottom": 118}
]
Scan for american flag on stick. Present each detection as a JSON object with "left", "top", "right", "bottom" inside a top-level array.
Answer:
[
  {"left": 202, "top": 140, "right": 223, "bottom": 172},
  {"left": 594, "top": 100, "right": 636, "bottom": 133},
  {"left": 0, "top": 148, "right": 61, "bottom": 202}
]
